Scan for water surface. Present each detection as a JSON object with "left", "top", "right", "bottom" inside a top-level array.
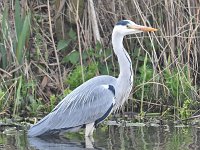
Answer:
[{"left": 0, "top": 125, "right": 199, "bottom": 150}]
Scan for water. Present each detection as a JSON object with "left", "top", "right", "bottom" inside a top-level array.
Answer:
[{"left": 0, "top": 125, "right": 199, "bottom": 150}]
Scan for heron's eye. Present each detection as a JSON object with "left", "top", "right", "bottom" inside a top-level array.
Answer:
[{"left": 126, "top": 25, "right": 130, "bottom": 28}]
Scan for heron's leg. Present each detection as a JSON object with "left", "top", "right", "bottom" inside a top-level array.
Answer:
[
  {"left": 85, "top": 122, "right": 95, "bottom": 137},
  {"left": 85, "top": 136, "right": 94, "bottom": 148}
]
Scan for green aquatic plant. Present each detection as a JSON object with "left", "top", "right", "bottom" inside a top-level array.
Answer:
[
  {"left": 133, "top": 53, "right": 154, "bottom": 111},
  {"left": 132, "top": 50, "right": 195, "bottom": 119},
  {"left": 163, "top": 65, "right": 194, "bottom": 118},
  {"left": 179, "top": 99, "right": 192, "bottom": 120},
  {"left": 66, "top": 63, "right": 98, "bottom": 90},
  {"left": 13, "top": 76, "right": 22, "bottom": 116},
  {"left": 49, "top": 94, "right": 56, "bottom": 112},
  {"left": 28, "top": 98, "right": 43, "bottom": 116}
]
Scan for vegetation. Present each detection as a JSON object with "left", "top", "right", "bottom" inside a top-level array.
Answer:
[{"left": 0, "top": 0, "right": 199, "bottom": 123}]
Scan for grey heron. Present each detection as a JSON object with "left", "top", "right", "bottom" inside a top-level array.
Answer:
[{"left": 28, "top": 20, "right": 157, "bottom": 137}]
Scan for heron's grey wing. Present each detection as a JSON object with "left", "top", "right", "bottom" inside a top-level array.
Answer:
[{"left": 28, "top": 84, "right": 115, "bottom": 137}]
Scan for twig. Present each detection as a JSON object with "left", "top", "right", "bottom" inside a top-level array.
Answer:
[
  {"left": 74, "top": 0, "right": 85, "bottom": 82},
  {"left": 0, "top": 68, "right": 12, "bottom": 77},
  {"left": 47, "top": 0, "right": 64, "bottom": 92}
]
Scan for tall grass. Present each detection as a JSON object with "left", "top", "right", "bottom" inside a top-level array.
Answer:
[
  {"left": 0, "top": 0, "right": 31, "bottom": 68},
  {"left": 0, "top": 6, "right": 9, "bottom": 69},
  {"left": 0, "top": 0, "right": 199, "bottom": 119},
  {"left": 0, "top": 0, "right": 31, "bottom": 116}
]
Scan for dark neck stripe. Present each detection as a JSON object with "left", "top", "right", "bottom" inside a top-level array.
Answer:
[{"left": 123, "top": 48, "right": 133, "bottom": 85}]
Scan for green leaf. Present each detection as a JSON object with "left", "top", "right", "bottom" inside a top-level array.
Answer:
[
  {"left": 2, "top": 6, "right": 9, "bottom": 39},
  {"left": 57, "top": 40, "right": 70, "bottom": 51},
  {"left": 95, "top": 41, "right": 102, "bottom": 51},
  {"left": 13, "top": 76, "right": 22, "bottom": 115},
  {"left": 82, "top": 51, "right": 88, "bottom": 61},
  {"left": 0, "top": 45, "right": 7, "bottom": 69},
  {"left": 15, "top": 0, "right": 22, "bottom": 39},
  {"left": 69, "top": 28, "right": 77, "bottom": 40},
  {"left": 68, "top": 51, "right": 79, "bottom": 64},
  {"left": 16, "top": 13, "right": 31, "bottom": 64}
]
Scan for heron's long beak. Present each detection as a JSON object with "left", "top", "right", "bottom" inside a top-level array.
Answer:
[{"left": 129, "top": 25, "right": 158, "bottom": 32}]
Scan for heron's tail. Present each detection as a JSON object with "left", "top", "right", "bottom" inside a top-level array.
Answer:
[
  {"left": 28, "top": 115, "right": 83, "bottom": 137},
  {"left": 28, "top": 115, "right": 50, "bottom": 137}
]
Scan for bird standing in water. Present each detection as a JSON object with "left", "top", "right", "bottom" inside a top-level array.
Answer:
[{"left": 28, "top": 20, "right": 157, "bottom": 137}]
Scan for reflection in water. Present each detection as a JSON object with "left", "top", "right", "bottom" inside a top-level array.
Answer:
[
  {"left": 28, "top": 136, "right": 86, "bottom": 150},
  {"left": 0, "top": 125, "right": 199, "bottom": 150}
]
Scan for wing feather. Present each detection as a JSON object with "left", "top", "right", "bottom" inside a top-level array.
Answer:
[{"left": 28, "top": 76, "right": 116, "bottom": 137}]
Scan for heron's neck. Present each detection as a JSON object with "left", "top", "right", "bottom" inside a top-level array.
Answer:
[
  {"left": 112, "top": 33, "right": 133, "bottom": 83},
  {"left": 112, "top": 32, "right": 133, "bottom": 109}
]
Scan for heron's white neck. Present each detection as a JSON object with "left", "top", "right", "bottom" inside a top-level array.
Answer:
[
  {"left": 112, "top": 32, "right": 133, "bottom": 108},
  {"left": 112, "top": 32, "right": 133, "bottom": 81}
]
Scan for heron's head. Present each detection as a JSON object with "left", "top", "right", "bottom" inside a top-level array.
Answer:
[{"left": 113, "top": 20, "right": 157, "bottom": 36}]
